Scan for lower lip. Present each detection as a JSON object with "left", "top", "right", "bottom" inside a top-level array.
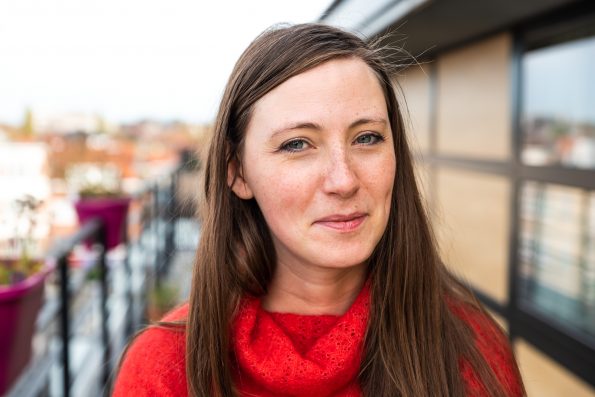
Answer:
[{"left": 315, "top": 215, "right": 367, "bottom": 232}]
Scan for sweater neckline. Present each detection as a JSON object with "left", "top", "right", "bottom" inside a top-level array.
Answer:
[{"left": 231, "top": 283, "right": 370, "bottom": 397}]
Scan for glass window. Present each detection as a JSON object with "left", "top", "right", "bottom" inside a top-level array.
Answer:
[
  {"left": 521, "top": 35, "right": 595, "bottom": 169},
  {"left": 519, "top": 182, "right": 595, "bottom": 339}
]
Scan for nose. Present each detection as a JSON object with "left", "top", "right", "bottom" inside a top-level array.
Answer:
[{"left": 322, "top": 147, "right": 359, "bottom": 198}]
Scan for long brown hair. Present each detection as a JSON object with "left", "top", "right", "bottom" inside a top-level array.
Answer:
[{"left": 187, "top": 23, "right": 524, "bottom": 396}]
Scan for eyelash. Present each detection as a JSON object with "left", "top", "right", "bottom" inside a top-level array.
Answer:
[
  {"left": 280, "top": 138, "right": 310, "bottom": 153},
  {"left": 355, "top": 132, "right": 385, "bottom": 146},
  {"left": 279, "top": 132, "right": 385, "bottom": 153}
]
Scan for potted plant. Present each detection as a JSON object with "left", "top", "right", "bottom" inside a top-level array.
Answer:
[
  {"left": 68, "top": 164, "right": 131, "bottom": 250},
  {"left": 0, "top": 195, "right": 52, "bottom": 395}
]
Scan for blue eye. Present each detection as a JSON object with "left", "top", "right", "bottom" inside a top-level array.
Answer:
[
  {"left": 280, "top": 139, "right": 309, "bottom": 153},
  {"left": 355, "top": 133, "right": 383, "bottom": 145}
]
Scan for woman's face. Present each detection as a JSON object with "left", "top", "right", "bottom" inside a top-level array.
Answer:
[{"left": 230, "top": 57, "right": 396, "bottom": 271}]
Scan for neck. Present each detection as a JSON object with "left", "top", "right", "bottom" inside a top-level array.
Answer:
[{"left": 261, "top": 260, "right": 367, "bottom": 315}]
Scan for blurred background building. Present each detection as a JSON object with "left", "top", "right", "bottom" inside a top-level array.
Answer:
[{"left": 322, "top": 0, "right": 595, "bottom": 395}]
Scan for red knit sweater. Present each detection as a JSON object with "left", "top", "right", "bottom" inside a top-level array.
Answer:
[{"left": 113, "top": 288, "right": 523, "bottom": 397}]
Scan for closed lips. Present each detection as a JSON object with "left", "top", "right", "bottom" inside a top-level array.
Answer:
[{"left": 314, "top": 213, "right": 367, "bottom": 231}]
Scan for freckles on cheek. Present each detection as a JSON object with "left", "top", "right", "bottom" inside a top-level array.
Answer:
[
  {"left": 255, "top": 179, "right": 301, "bottom": 219},
  {"left": 250, "top": 161, "right": 318, "bottom": 228},
  {"left": 276, "top": 182, "right": 303, "bottom": 210}
]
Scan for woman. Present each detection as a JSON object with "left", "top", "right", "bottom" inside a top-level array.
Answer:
[{"left": 113, "top": 23, "right": 525, "bottom": 396}]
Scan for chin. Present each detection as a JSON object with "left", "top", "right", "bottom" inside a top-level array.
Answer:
[{"left": 311, "top": 248, "right": 373, "bottom": 270}]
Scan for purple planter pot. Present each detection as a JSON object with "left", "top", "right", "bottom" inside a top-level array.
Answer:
[
  {"left": 0, "top": 266, "right": 49, "bottom": 394},
  {"left": 74, "top": 197, "right": 131, "bottom": 250}
]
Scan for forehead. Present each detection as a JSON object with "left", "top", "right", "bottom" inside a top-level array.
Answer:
[{"left": 248, "top": 57, "right": 388, "bottom": 135}]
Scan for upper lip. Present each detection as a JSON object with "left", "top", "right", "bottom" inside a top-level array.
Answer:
[{"left": 314, "top": 212, "right": 367, "bottom": 223}]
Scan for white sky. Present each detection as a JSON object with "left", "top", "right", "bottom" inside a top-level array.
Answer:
[{"left": 0, "top": 0, "right": 334, "bottom": 125}]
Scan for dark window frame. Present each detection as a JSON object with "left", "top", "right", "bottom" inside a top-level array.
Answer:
[
  {"left": 419, "top": 0, "right": 595, "bottom": 388},
  {"left": 511, "top": 3, "right": 595, "bottom": 387}
]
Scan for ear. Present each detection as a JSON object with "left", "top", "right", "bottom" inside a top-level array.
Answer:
[{"left": 227, "top": 158, "right": 254, "bottom": 200}]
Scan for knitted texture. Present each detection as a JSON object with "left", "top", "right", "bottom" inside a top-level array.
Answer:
[
  {"left": 113, "top": 287, "right": 523, "bottom": 397},
  {"left": 230, "top": 285, "right": 369, "bottom": 397}
]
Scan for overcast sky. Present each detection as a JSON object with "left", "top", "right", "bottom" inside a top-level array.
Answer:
[{"left": 0, "top": 0, "right": 333, "bottom": 125}]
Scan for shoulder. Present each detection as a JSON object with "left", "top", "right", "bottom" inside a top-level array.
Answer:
[
  {"left": 112, "top": 303, "right": 189, "bottom": 397},
  {"left": 448, "top": 299, "right": 524, "bottom": 397}
]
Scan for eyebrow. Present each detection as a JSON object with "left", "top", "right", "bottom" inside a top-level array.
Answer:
[{"left": 270, "top": 117, "right": 387, "bottom": 138}]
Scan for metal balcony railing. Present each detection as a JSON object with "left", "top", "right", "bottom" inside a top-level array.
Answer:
[{"left": 5, "top": 163, "right": 199, "bottom": 397}]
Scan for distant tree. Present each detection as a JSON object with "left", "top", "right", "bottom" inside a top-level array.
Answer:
[
  {"left": 21, "top": 108, "right": 35, "bottom": 136},
  {"left": 97, "top": 115, "right": 108, "bottom": 134}
]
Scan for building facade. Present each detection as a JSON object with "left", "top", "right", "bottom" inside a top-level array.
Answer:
[{"left": 322, "top": 1, "right": 595, "bottom": 395}]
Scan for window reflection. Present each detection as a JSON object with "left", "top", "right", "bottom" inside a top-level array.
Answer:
[
  {"left": 519, "top": 182, "right": 595, "bottom": 338},
  {"left": 522, "top": 35, "right": 595, "bottom": 169}
]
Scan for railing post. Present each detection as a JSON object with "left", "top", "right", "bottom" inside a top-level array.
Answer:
[
  {"left": 164, "top": 171, "right": 177, "bottom": 274},
  {"left": 97, "top": 224, "right": 111, "bottom": 396},
  {"left": 152, "top": 182, "right": 162, "bottom": 286},
  {"left": 124, "top": 242, "right": 133, "bottom": 337},
  {"left": 58, "top": 254, "right": 71, "bottom": 397}
]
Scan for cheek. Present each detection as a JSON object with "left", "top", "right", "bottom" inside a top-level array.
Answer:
[
  {"left": 361, "top": 153, "right": 396, "bottom": 201},
  {"left": 383, "top": 157, "right": 397, "bottom": 199},
  {"left": 248, "top": 166, "right": 315, "bottom": 226}
]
